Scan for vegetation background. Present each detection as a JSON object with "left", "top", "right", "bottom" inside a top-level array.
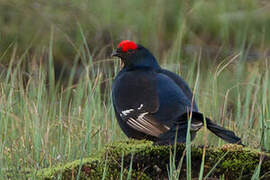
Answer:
[{"left": 0, "top": 0, "right": 269, "bottom": 178}]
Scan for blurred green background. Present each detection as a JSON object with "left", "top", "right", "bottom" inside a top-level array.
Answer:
[
  {"left": 1, "top": 0, "right": 269, "bottom": 64},
  {"left": 1, "top": 0, "right": 270, "bottom": 178}
]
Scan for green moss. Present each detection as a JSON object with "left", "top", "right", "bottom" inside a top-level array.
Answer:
[
  {"left": 36, "top": 157, "right": 102, "bottom": 179},
  {"left": 36, "top": 140, "right": 270, "bottom": 179}
]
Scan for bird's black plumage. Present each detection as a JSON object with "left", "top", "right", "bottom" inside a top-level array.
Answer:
[{"left": 112, "top": 40, "right": 242, "bottom": 145}]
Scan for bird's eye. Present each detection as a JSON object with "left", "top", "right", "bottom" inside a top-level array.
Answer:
[{"left": 127, "top": 49, "right": 135, "bottom": 54}]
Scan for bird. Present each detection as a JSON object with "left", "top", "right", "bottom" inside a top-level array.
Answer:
[{"left": 111, "top": 40, "right": 242, "bottom": 145}]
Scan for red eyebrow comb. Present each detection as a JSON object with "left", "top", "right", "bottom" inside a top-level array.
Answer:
[{"left": 118, "top": 40, "right": 138, "bottom": 52}]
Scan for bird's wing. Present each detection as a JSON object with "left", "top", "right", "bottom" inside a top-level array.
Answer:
[
  {"left": 113, "top": 70, "right": 170, "bottom": 137},
  {"left": 159, "top": 69, "right": 198, "bottom": 111}
]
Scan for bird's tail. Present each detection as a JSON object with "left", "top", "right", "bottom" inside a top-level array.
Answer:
[
  {"left": 157, "top": 112, "right": 243, "bottom": 145},
  {"left": 190, "top": 112, "right": 243, "bottom": 145}
]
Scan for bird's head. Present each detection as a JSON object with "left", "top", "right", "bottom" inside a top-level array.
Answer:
[{"left": 111, "top": 40, "right": 160, "bottom": 69}]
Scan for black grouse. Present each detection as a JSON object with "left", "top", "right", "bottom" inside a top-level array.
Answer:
[{"left": 111, "top": 40, "right": 242, "bottom": 145}]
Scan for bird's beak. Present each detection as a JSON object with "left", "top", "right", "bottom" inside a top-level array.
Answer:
[{"left": 111, "top": 49, "right": 120, "bottom": 58}]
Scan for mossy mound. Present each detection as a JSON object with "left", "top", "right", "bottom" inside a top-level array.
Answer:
[{"left": 36, "top": 140, "right": 270, "bottom": 179}]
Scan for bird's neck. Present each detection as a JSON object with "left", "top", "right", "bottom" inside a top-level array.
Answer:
[{"left": 124, "top": 57, "right": 161, "bottom": 71}]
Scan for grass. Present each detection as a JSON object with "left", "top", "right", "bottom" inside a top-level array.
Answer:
[
  {"left": 0, "top": 0, "right": 270, "bottom": 179},
  {"left": 0, "top": 43, "right": 269, "bottom": 179}
]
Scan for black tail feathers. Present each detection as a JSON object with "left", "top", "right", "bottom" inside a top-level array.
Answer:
[
  {"left": 190, "top": 112, "right": 243, "bottom": 145},
  {"left": 157, "top": 112, "right": 243, "bottom": 146}
]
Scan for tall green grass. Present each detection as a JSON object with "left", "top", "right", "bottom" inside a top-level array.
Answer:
[{"left": 0, "top": 41, "right": 269, "bottom": 179}]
